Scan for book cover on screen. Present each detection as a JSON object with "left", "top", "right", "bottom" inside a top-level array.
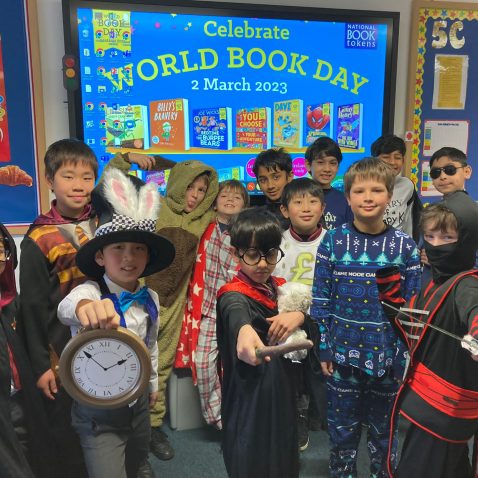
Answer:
[
  {"left": 336, "top": 103, "right": 363, "bottom": 150},
  {"left": 105, "top": 104, "right": 149, "bottom": 149},
  {"left": 273, "top": 99, "right": 303, "bottom": 149},
  {"left": 235, "top": 107, "right": 271, "bottom": 149},
  {"left": 304, "top": 102, "right": 334, "bottom": 146},
  {"left": 191, "top": 107, "right": 233, "bottom": 150},
  {"left": 217, "top": 166, "right": 245, "bottom": 182},
  {"left": 149, "top": 98, "right": 190, "bottom": 150}
]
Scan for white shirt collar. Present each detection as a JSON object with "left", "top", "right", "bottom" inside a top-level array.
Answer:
[{"left": 103, "top": 274, "right": 141, "bottom": 296}]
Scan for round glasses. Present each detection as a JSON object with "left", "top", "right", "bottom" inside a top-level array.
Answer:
[
  {"left": 238, "top": 247, "right": 284, "bottom": 266},
  {"left": 429, "top": 164, "right": 466, "bottom": 180}
]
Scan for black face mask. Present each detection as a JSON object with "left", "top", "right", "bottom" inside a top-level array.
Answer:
[{"left": 424, "top": 240, "right": 475, "bottom": 283}]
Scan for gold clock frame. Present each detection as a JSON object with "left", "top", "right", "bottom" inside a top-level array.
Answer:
[{"left": 59, "top": 327, "right": 152, "bottom": 409}]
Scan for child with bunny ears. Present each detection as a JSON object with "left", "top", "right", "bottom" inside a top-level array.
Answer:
[{"left": 57, "top": 169, "right": 175, "bottom": 478}]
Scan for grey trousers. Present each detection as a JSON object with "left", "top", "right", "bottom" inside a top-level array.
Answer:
[{"left": 71, "top": 394, "right": 150, "bottom": 478}]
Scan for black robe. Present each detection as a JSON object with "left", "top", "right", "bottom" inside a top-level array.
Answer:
[
  {"left": 0, "top": 222, "right": 53, "bottom": 478},
  {"left": 217, "top": 277, "right": 299, "bottom": 478}
]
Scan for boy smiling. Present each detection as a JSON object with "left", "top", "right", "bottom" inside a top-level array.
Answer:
[{"left": 311, "top": 157, "right": 421, "bottom": 477}]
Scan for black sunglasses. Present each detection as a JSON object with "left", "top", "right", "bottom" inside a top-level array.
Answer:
[{"left": 429, "top": 164, "right": 466, "bottom": 180}]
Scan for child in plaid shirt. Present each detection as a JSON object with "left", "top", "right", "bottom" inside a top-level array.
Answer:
[{"left": 174, "top": 180, "right": 249, "bottom": 428}]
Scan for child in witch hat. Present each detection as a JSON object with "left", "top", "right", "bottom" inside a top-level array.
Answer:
[{"left": 58, "top": 169, "right": 175, "bottom": 478}]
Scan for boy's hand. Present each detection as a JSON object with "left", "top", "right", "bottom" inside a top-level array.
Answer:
[
  {"left": 36, "top": 368, "right": 58, "bottom": 400},
  {"left": 76, "top": 299, "right": 120, "bottom": 330},
  {"left": 126, "top": 152, "right": 156, "bottom": 170},
  {"left": 267, "top": 311, "right": 305, "bottom": 344},
  {"left": 149, "top": 391, "right": 159, "bottom": 408},
  {"left": 237, "top": 324, "right": 269, "bottom": 366},
  {"left": 320, "top": 361, "right": 334, "bottom": 376}
]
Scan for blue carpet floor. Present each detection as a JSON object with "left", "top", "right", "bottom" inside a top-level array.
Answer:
[{"left": 150, "top": 422, "right": 394, "bottom": 477}]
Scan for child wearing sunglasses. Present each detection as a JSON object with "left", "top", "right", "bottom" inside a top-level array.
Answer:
[
  {"left": 421, "top": 147, "right": 473, "bottom": 282},
  {"left": 216, "top": 208, "right": 306, "bottom": 478},
  {"left": 429, "top": 146, "right": 472, "bottom": 196}
]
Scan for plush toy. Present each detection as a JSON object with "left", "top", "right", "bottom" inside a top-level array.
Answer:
[{"left": 277, "top": 282, "right": 312, "bottom": 361}]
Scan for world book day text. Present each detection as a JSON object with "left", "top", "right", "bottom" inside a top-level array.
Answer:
[{"left": 104, "top": 48, "right": 369, "bottom": 95}]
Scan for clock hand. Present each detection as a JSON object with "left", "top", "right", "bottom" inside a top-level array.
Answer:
[
  {"left": 104, "top": 358, "right": 128, "bottom": 371},
  {"left": 83, "top": 350, "right": 107, "bottom": 371}
]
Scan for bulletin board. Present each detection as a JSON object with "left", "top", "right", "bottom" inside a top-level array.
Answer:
[
  {"left": 0, "top": 0, "right": 47, "bottom": 233},
  {"left": 405, "top": 1, "right": 478, "bottom": 200}
]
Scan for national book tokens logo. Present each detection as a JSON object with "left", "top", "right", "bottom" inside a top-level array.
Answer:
[{"left": 345, "top": 24, "right": 378, "bottom": 49}]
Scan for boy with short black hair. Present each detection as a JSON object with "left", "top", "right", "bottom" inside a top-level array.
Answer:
[
  {"left": 217, "top": 208, "right": 307, "bottom": 477},
  {"left": 311, "top": 157, "right": 421, "bottom": 477},
  {"left": 377, "top": 191, "right": 478, "bottom": 477},
  {"left": 305, "top": 137, "right": 353, "bottom": 230},
  {"left": 429, "top": 146, "right": 472, "bottom": 196},
  {"left": 253, "top": 147, "right": 294, "bottom": 229},
  {"left": 372, "top": 133, "right": 422, "bottom": 243},
  {"left": 58, "top": 169, "right": 175, "bottom": 478},
  {"left": 18, "top": 138, "right": 98, "bottom": 477},
  {"left": 276, "top": 177, "right": 327, "bottom": 450}
]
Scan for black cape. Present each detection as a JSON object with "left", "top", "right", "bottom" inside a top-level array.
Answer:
[
  {"left": 0, "top": 221, "right": 53, "bottom": 477},
  {"left": 217, "top": 277, "right": 299, "bottom": 478}
]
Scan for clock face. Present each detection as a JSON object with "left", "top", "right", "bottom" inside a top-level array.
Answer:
[{"left": 71, "top": 338, "right": 142, "bottom": 400}]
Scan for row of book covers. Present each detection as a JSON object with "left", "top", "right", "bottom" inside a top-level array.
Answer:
[{"left": 104, "top": 99, "right": 363, "bottom": 152}]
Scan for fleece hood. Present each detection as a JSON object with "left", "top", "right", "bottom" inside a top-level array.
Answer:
[
  {"left": 164, "top": 160, "right": 218, "bottom": 215},
  {"left": 156, "top": 159, "right": 218, "bottom": 236}
]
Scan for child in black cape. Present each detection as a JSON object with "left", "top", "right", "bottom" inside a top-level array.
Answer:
[{"left": 216, "top": 208, "right": 309, "bottom": 478}]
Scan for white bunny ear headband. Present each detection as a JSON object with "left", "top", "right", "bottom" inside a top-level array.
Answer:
[
  {"left": 75, "top": 169, "right": 175, "bottom": 279},
  {"left": 97, "top": 168, "right": 160, "bottom": 236}
]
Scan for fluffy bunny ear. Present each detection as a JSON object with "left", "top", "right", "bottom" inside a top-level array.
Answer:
[
  {"left": 138, "top": 182, "right": 161, "bottom": 221},
  {"left": 103, "top": 169, "right": 138, "bottom": 217}
]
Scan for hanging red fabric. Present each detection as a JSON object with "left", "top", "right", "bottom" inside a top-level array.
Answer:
[{"left": 174, "top": 221, "right": 216, "bottom": 383}]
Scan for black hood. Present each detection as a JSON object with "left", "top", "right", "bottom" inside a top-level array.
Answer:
[{"left": 425, "top": 191, "right": 478, "bottom": 283}]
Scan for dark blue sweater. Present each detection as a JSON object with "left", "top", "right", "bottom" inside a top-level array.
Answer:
[{"left": 322, "top": 187, "right": 353, "bottom": 230}]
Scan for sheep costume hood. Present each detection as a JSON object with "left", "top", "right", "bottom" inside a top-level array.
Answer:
[{"left": 146, "top": 160, "right": 218, "bottom": 306}]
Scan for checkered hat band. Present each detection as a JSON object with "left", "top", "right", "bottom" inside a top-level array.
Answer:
[{"left": 95, "top": 214, "right": 156, "bottom": 237}]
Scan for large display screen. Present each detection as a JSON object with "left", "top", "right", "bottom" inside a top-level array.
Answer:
[{"left": 63, "top": 0, "right": 399, "bottom": 194}]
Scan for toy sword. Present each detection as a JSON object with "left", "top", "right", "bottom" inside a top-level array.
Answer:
[
  {"left": 381, "top": 301, "right": 478, "bottom": 355},
  {"left": 255, "top": 339, "right": 313, "bottom": 359}
]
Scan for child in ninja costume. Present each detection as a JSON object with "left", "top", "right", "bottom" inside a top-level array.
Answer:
[{"left": 377, "top": 190, "right": 478, "bottom": 478}]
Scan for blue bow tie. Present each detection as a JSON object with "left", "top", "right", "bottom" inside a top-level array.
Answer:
[{"left": 118, "top": 287, "right": 150, "bottom": 313}]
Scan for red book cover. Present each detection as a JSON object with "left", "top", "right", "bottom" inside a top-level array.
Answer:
[{"left": 149, "top": 98, "right": 190, "bottom": 151}]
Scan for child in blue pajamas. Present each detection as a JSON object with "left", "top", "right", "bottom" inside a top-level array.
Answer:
[{"left": 311, "top": 157, "right": 421, "bottom": 477}]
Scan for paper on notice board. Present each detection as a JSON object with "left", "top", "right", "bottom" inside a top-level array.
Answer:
[
  {"left": 432, "top": 54, "right": 468, "bottom": 109},
  {"left": 420, "top": 161, "right": 442, "bottom": 197},
  {"left": 422, "top": 119, "right": 469, "bottom": 157}
]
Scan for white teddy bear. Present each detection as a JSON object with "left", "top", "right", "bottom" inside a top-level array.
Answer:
[{"left": 277, "top": 282, "right": 312, "bottom": 361}]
